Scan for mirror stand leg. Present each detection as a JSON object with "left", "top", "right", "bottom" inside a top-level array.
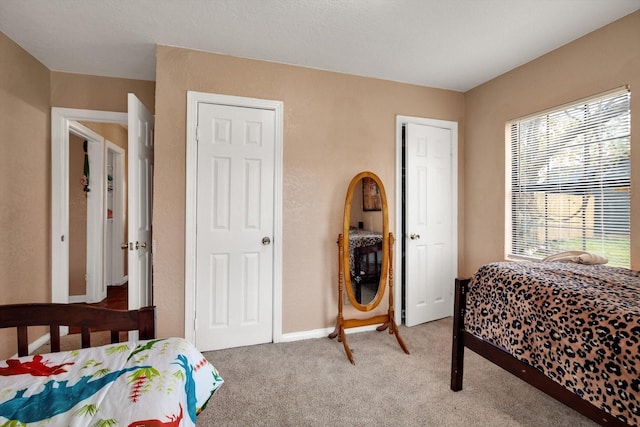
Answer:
[
  {"left": 328, "top": 321, "right": 340, "bottom": 339},
  {"left": 339, "top": 327, "right": 355, "bottom": 364},
  {"left": 329, "top": 234, "right": 345, "bottom": 341},
  {"left": 376, "top": 322, "right": 390, "bottom": 331},
  {"left": 387, "top": 309, "right": 410, "bottom": 354},
  {"left": 329, "top": 317, "right": 355, "bottom": 364},
  {"left": 390, "top": 321, "right": 410, "bottom": 355},
  {"left": 328, "top": 320, "right": 355, "bottom": 363}
]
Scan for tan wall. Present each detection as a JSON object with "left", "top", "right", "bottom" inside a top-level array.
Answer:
[
  {"left": 463, "top": 11, "right": 640, "bottom": 276},
  {"left": 0, "top": 32, "right": 51, "bottom": 357},
  {"left": 154, "top": 46, "right": 465, "bottom": 337},
  {"left": 51, "top": 72, "right": 155, "bottom": 114},
  {"left": 82, "top": 122, "right": 129, "bottom": 151},
  {"left": 68, "top": 133, "right": 88, "bottom": 295}
]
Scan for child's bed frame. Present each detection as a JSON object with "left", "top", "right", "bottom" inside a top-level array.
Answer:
[{"left": 0, "top": 303, "right": 155, "bottom": 356}]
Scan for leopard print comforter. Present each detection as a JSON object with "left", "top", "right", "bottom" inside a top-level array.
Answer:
[{"left": 465, "top": 261, "right": 640, "bottom": 425}]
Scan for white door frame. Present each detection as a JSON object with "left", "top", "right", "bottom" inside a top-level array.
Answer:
[
  {"left": 394, "top": 115, "right": 458, "bottom": 321},
  {"left": 185, "top": 91, "right": 284, "bottom": 344},
  {"left": 51, "top": 108, "right": 127, "bottom": 304}
]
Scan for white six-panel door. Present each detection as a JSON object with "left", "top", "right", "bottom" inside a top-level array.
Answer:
[
  {"left": 195, "top": 103, "right": 275, "bottom": 351},
  {"left": 405, "top": 122, "right": 455, "bottom": 326},
  {"left": 127, "top": 94, "right": 154, "bottom": 310}
]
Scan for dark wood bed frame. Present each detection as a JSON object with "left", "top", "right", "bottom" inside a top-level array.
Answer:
[
  {"left": 451, "top": 278, "right": 628, "bottom": 427},
  {"left": 0, "top": 303, "right": 156, "bottom": 357}
]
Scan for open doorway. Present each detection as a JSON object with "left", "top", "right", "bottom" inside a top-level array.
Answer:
[
  {"left": 51, "top": 108, "right": 128, "bottom": 305},
  {"left": 52, "top": 97, "right": 154, "bottom": 315},
  {"left": 64, "top": 121, "right": 128, "bottom": 306}
]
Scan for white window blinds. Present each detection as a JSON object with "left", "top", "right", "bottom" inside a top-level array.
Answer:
[{"left": 508, "top": 88, "right": 630, "bottom": 267}]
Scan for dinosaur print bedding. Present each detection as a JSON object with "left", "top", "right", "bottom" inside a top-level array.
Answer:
[
  {"left": 464, "top": 261, "right": 640, "bottom": 425},
  {"left": 0, "top": 337, "right": 223, "bottom": 426}
]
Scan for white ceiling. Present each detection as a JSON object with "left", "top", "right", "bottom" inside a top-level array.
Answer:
[{"left": 1, "top": 0, "right": 639, "bottom": 92}]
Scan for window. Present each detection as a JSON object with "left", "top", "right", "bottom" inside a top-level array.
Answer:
[{"left": 508, "top": 88, "right": 630, "bottom": 267}]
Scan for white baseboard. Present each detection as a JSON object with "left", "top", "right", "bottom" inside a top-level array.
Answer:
[
  {"left": 11, "top": 333, "right": 51, "bottom": 359},
  {"left": 68, "top": 294, "right": 86, "bottom": 303},
  {"left": 108, "top": 275, "right": 128, "bottom": 286},
  {"left": 278, "top": 323, "right": 383, "bottom": 343},
  {"left": 11, "top": 328, "right": 71, "bottom": 359},
  {"left": 14, "top": 324, "right": 380, "bottom": 357}
]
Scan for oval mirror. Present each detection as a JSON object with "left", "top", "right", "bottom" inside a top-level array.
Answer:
[{"left": 342, "top": 171, "right": 389, "bottom": 311}]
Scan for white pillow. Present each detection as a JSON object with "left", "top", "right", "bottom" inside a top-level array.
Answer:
[{"left": 541, "top": 250, "right": 608, "bottom": 265}]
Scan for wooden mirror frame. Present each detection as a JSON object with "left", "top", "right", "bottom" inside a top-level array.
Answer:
[
  {"left": 329, "top": 171, "right": 409, "bottom": 364},
  {"left": 342, "top": 171, "right": 389, "bottom": 311}
]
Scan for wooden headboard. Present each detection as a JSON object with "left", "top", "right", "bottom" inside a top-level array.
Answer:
[{"left": 0, "top": 304, "right": 156, "bottom": 357}]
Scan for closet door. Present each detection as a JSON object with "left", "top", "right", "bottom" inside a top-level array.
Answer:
[
  {"left": 194, "top": 102, "right": 275, "bottom": 351},
  {"left": 405, "top": 122, "right": 456, "bottom": 326}
]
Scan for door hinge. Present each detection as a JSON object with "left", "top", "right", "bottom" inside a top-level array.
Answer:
[{"left": 194, "top": 316, "right": 197, "bottom": 331}]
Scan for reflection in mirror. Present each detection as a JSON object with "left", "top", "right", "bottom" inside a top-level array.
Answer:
[{"left": 348, "top": 178, "right": 384, "bottom": 305}]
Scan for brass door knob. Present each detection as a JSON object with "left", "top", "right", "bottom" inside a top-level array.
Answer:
[
  {"left": 135, "top": 241, "right": 147, "bottom": 250},
  {"left": 410, "top": 234, "right": 421, "bottom": 240},
  {"left": 121, "top": 242, "right": 129, "bottom": 250}
]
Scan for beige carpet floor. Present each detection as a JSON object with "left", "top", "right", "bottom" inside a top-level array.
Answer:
[{"left": 197, "top": 317, "right": 598, "bottom": 426}]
